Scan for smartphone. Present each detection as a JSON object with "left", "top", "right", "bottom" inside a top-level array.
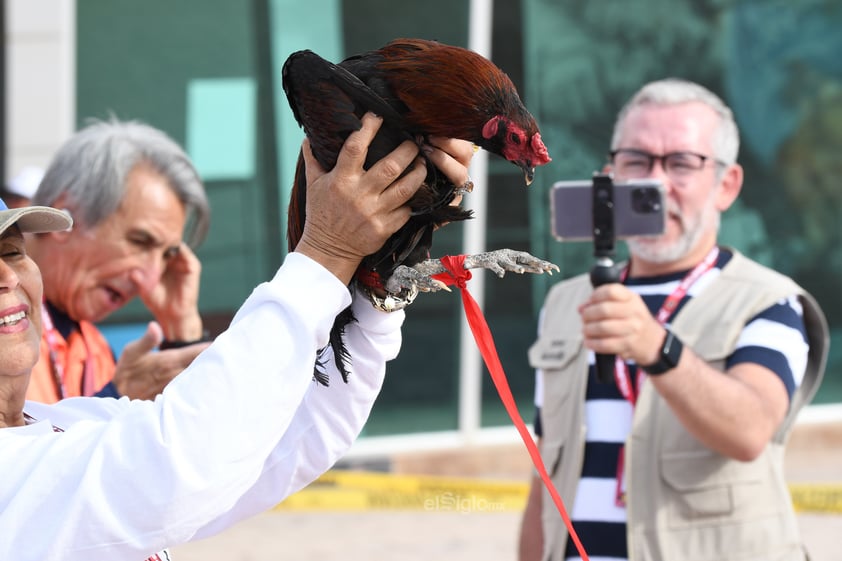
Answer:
[{"left": 550, "top": 178, "right": 666, "bottom": 241}]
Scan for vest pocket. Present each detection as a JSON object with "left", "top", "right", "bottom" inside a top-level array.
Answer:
[
  {"left": 660, "top": 451, "right": 763, "bottom": 521},
  {"left": 530, "top": 335, "right": 584, "bottom": 474},
  {"left": 528, "top": 335, "right": 582, "bottom": 371}
]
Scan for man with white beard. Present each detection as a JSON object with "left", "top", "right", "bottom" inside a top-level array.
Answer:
[{"left": 518, "top": 79, "right": 828, "bottom": 561}]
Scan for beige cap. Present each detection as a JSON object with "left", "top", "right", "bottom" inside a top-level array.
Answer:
[{"left": 0, "top": 197, "right": 73, "bottom": 236}]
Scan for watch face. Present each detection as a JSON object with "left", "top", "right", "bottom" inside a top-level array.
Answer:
[
  {"left": 662, "top": 331, "right": 682, "bottom": 367},
  {"left": 645, "top": 329, "right": 683, "bottom": 375}
]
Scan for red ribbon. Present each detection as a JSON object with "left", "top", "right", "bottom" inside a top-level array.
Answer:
[
  {"left": 356, "top": 268, "right": 384, "bottom": 289},
  {"left": 432, "top": 255, "right": 590, "bottom": 561}
]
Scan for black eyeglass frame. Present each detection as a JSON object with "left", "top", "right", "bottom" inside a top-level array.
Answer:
[{"left": 608, "top": 148, "right": 729, "bottom": 174}]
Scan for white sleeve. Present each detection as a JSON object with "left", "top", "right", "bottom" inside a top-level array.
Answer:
[
  {"left": 190, "top": 287, "right": 403, "bottom": 540},
  {"left": 0, "top": 253, "right": 401, "bottom": 561}
]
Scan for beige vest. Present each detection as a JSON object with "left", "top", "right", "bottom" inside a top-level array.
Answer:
[{"left": 528, "top": 250, "right": 829, "bottom": 561}]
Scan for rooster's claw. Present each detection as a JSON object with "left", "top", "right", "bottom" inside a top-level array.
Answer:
[{"left": 383, "top": 249, "right": 559, "bottom": 294}]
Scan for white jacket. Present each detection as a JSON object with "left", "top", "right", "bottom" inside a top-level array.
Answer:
[{"left": 0, "top": 253, "right": 404, "bottom": 560}]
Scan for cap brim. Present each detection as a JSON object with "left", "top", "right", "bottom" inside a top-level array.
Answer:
[{"left": 0, "top": 206, "right": 73, "bottom": 236}]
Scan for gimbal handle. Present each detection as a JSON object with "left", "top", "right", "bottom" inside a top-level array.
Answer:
[{"left": 590, "top": 174, "right": 621, "bottom": 384}]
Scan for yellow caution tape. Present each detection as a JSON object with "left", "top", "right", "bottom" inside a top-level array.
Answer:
[
  {"left": 274, "top": 470, "right": 528, "bottom": 513},
  {"left": 789, "top": 483, "right": 842, "bottom": 514},
  {"left": 274, "top": 470, "right": 842, "bottom": 514}
]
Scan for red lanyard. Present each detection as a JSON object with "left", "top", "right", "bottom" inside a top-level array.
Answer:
[
  {"left": 613, "top": 246, "right": 719, "bottom": 506},
  {"left": 41, "top": 302, "right": 96, "bottom": 399}
]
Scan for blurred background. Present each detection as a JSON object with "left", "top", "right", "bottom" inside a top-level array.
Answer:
[{"left": 4, "top": 0, "right": 842, "bottom": 457}]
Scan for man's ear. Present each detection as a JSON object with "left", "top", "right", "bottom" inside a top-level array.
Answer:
[{"left": 715, "top": 163, "right": 743, "bottom": 212}]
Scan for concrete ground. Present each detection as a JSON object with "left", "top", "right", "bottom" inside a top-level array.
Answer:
[
  {"left": 171, "top": 417, "right": 842, "bottom": 561},
  {"left": 171, "top": 511, "right": 841, "bottom": 561}
]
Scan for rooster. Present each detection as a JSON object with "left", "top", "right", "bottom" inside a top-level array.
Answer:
[{"left": 282, "top": 38, "right": 554, "bottom": 385}]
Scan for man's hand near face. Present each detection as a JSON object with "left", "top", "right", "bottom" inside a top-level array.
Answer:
[
  {"left": 140, "top": 242, "right": 204, "bottom": 341},
  {"left": 112, "top": 321, "right": 210, "bottom": 400}
]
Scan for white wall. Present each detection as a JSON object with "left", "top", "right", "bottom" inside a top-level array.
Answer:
[{"left": 4, "top": 0, "right": 75, "bottom": 183}]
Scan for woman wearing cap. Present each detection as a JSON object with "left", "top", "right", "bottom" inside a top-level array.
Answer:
[{"left": 0, "top": 118, "right": 475, "bottom": 560}]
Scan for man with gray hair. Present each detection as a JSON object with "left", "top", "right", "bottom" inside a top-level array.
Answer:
[
  {"left": 518, "top": 79, "right": 828, "bottom": 560},
  {"left": 25, "top": 119, "right": 212, "bottom": 403}
]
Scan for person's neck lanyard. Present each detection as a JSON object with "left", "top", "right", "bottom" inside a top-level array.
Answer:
[
  {"left": 613, "top": 246, "right": 719, "bottom": 506},
  {"left": 41, "top": 301, "right": 96, "bottom": 399}
]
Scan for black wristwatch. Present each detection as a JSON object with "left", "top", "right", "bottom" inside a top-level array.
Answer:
[
  {"left": 159, "top": 330, "right": 213, "bottom": 350},
  {"left": 641, "top": 328, "right": 683, "bottom": 375}
]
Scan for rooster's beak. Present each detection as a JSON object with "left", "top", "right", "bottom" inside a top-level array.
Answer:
[{"left": 522, "top": 164, "right": 535, "bottom": 186}]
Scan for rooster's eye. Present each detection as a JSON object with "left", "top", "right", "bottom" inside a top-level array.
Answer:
[{"left": 509, "top": 132, "right": 521, "bottom": 145}]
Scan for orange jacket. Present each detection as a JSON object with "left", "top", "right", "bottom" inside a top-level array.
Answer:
[{"left": 26, "top": 320, "right": 116, "bottom": 404}]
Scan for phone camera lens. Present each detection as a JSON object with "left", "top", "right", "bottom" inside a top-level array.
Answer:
[{"left": 632, "top": 187, "right": 661, "bottom": 214}]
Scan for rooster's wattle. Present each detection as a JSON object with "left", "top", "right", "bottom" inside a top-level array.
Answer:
[{"left": 282, "top": 38, "right": 553, "bottom": 385}]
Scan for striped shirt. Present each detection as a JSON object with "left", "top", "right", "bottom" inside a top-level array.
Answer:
[{"left": 534, "top": 248, "right": 810, "bottom": 561}]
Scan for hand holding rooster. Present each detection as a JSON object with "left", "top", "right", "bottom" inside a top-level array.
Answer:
[{"left": 295, "top": 112, "right": 427, "bottom": 285}]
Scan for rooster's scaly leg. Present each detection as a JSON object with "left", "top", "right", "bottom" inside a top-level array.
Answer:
[{"left": 383, "top": 249, "right": 559, "bottom": 294}]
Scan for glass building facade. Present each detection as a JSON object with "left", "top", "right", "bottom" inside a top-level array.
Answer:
[{"left": 68, "top": 0, "right": 841, "bottom": 438}]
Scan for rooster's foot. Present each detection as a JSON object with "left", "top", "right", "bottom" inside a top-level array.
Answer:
[{"left": 383, "top": 249, "right": 559, "bottom": 294}]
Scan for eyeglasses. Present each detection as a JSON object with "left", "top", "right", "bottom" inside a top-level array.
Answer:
[{"left": 609, "top": 149, "right": 727, "bottom": 183}]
